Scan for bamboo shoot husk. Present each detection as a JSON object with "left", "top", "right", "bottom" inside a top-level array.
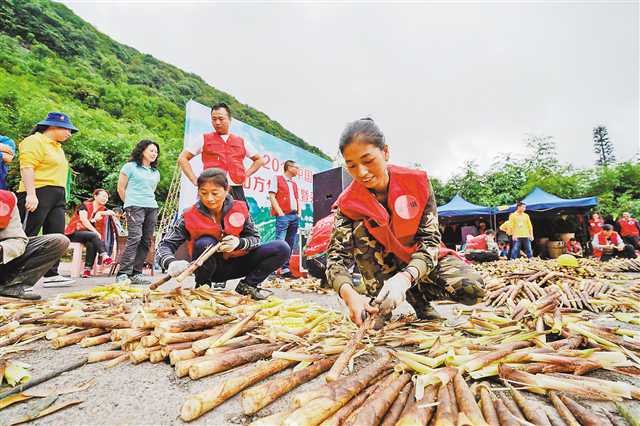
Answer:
[
  {"left": 249, "top": 409, "right": 292, "bottom": 426},
  {"left": 508, "top": 384, "right": 551, "bottom": 426},
  {"left": 87, "top": 351, "right": 124, "bottom": 363},
  {"left": 396, "top": 383, "right": 438, "bottom": 426},
  {"left": 130, "top": 345, "right": 161, "bottom": 364},
  {"left": 380, "top": 381, "right": 413, "bottom": 426},
  {"left": 479, "top": 386, "right": 499, "bottom": 426},
  {"left": 343, "top": 373, "right": 398, "bottom": 426},
  {"left": 494, "top": 399, "right": 521, "bottom": 426},
  {"left": 189, "top": 343, "right": 280, "bottom": 380},
  {"left": 559, "top": 394, "right": 613, "bottom": 426},
  {"left": 140, "top": 335, "right": 159, "bottom": 347},
  {"left": 170, "top": 349, "right": 197, "bottom": 365},
  {"left": 500, "top": 395, "right": 526, "bottom": 420},
  {"left": 319, "top": 379, "right": 382, "bottom": 426},
  {"left": 161, "top": 342, "right": 192, "bottom": 358},
  {"left": 326, "top": 315, "right": 374, "bottom": 382},
  {"left": 241, "top": 356, "right": 337, "bottom": 415},
  {"left": 453, "top": 372, "right": 488, "bottom": 426},
  {"left": 175, "top": 355, "right": 218, "bottom": 378},
  {"left": 434, "top": 378, "right": 456, "bottom": 426},
  {"left": 284, "top": 351, "right": 392, "bottom": 426},
  {"left": 447, "top": 382, "right": 458, "bottom": 421},
  {"left": 149, "top": 350, "right": 165, "bottom": 363},
  {"left": 156, "top": 316, "right": 234, "bottom": 334},
  {"left": 159, "top": 329, "right": 221, "bottom": 345},
  {"left": 204, "top": 336, "right": 264, "bottom": 356},
  {"left": 181, "top": 357, "right": 295, "bottom": 421},
  {"left": 46, "top": 318, "right": 130, "bottom": 328},
  {"left": 79, "top": 333, "right": 111, "bottom": 348},
  {"left": 51, "top": 328, "right": 105, "bottom": 349},
  {"left": 548, "top": 391, "right": 580, "bottom": 426}
]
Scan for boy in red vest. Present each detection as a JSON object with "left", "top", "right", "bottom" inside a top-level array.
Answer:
[
  {"left": 268, "top": 160, "right": 301, "bottom": 277},
  {"left": 618, "top": 212, "right": 640, "bottom": 250},
  {"left": 0, "top": 190, "right": 69, "bottom": 299},
  {"left": 177, "top": 102, "right": 265, "bottom": 202},
  {"left": 464, "top": 230, "right": 500, "bottom": 262},
  {"left": 565, "top": 237, "right": 583, "bottom": 257},
  {"left": 326, "top": 118, "right": 484, "bottom": 326},
  {"left": 592, "top": 224, "right": 636, "bottom": 261},
  {"left": 155, "top": 168, "right": 289, "bottom": 300}
]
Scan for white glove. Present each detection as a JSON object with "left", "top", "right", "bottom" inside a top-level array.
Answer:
[
  {"left": 167, "top": 260, "right": 189, "bottom": 277},
  {"left": 219, "top": 235, "right": 240, "bottom": 253},
  {"left": 374, "top": 271, "right": 412, "bottom": 314}
]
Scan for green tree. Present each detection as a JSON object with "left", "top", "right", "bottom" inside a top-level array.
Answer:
[{"left": 592, "top": 125, "right": 615, "bottom": 166}]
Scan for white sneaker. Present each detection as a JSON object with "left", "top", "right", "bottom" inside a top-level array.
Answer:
[{"left": 42, "top": 275, "right": 75, "bottom": 288}]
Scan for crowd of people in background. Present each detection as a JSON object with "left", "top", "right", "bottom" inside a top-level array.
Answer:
[{"left": 0, "top": 106, "right": 638, "bottom": 304}]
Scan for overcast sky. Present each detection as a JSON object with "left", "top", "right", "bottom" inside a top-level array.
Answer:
[{"left": 63, "top": 1, "right": 639, "bottom": 180}]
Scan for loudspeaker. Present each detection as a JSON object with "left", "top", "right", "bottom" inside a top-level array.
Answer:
[{"left": 313, "top": 167, "right": 352, "bottom": 223}]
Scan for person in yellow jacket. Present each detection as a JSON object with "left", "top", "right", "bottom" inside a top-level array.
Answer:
[{"left": 500, "top": 201, "right": 533, "bottom": 259}]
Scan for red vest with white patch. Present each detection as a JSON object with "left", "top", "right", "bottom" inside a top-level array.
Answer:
[
  {"left": 594, "top": 231, "right": 621, "bottom": 258},
  {"left": 0, "top": 190, "right": 16, "bottom": 230},
  {"left": 271, "top": 175, "right": 299, "bottom": 216},
  {"left": 64, "top": 200, "right": 106, "bottom": 236},
  {"left": 588, "top": 218, "right": 604, "bottom": 237},
  {"left": 465, "top": 234, "right": 488, "bottom": 251},
  {"left": 201, "top": 132, "right": 247, "bottom": 185},
  {"left": 618, "top": 218, "right": 640, "bottom": 237},
  {"left": 182, "top": 201, "right": 249, "bottom": 258},
  {"left": 336, "top": 165, "right": 429, "bottom": 264}
]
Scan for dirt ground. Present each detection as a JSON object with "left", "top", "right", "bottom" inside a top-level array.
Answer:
[{"left": 2, "top": 275, "right": 640, "bottom": 425}]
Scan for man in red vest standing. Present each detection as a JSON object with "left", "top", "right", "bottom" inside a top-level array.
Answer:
[
  {"left": 178, "top": 102, "right": 265, "bottom": 202},
  {"left": 268, "top": 160, "right": 301, "bottom": 277},
  {"left": 618, "top": 212, "right": 640, "bottom": 250}
]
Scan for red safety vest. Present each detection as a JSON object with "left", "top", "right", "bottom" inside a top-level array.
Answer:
[
  {"left": 336, "top": 165, "right": 432, "bottom": 264},
  {"left": 565, "top": 240, "right": 581, "bottom": 254},
  {"left": 588, "top": 218, "right": 604, "bottom": 237},
  {"left": 201, "top": 132, "right": 247, "bottom": 185},
  {"left": 465, "top": 234, "right": 488, "bottom": 251},
  {"left": 183, "top": 201, "right": 249, "bottom": 258},
  {"left": 0, "top": 190, "right": 16, "bottom": 230},
  {"left": 64, "top": 200, "right": 106, "bottom": 236},
  {"left": 618, "top": 218, "right": 640, "bottom": 237},
  {"left": 593, "top": 231, "right": 621, "bottom": 258},
  {"left": 270, "top": 175, "right": 299, "bottom": 216}
]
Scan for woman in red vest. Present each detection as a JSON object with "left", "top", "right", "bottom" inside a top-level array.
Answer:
[
  {"left": 155, "top": 168, "right": 289, "bottom": 300},
  {"left": 588, "top": 213, "right": 604, "bottom": 238},
  {"left": 64, "top": 189, "right": 114, "bottom": 278},
  {"left": 326, "top": 118, "right": 485, "bottom": 326}
]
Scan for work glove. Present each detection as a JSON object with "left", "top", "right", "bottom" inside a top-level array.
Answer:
[
  {"left": 374, "top": 271, "right": 412, "bottom": 315},
  {"left": 167, "top": 260, "right": 189, "bottom": 277},
  {"left": 219, "top": 235, "right": 240, "bottom": 253}
]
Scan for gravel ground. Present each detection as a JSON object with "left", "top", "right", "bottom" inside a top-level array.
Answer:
[{"left": 2, "top": 274, "right": 640, "bottom": 425}]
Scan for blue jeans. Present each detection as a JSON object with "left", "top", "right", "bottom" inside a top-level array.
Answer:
[
  {"left": 274, "top": 213, "right": 300, "bottom": 270},
  {"left": 511, "top": 237, "right": 533, "bottom": 259},
  {"left": 192, "top": 236, "right": 290, "bottom": 286}
]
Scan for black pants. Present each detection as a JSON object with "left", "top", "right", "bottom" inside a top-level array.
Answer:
[
  {"left": 16, "top": 186, "right": 66, "bottom": 277},
  {"left": 119, "top": 206, "right": 158, "bottom": 276},
  {"left": 193, "top": 236, "right": 289, "bottom": 286},
  {"left": 622, "top": 235, "right": 640, "bottom": 250},
  {"left": 68, "top": 231, "right": 108, "bottom": 268},
  {"left": 0, "top": 235, "right": 69, "bottom": 288},
  {"left": 600, "top": 244, "right": 637, "bottom": 261},
  {"left": 230, "top": 186, "right": 246, "bottom": 202},
  {"left": 465, "top": 251, "right": 500, "bottom": 263}
]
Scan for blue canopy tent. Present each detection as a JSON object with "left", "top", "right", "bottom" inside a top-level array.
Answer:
[
  {"left": 438, "top": 194, "right": 494, "bottom": 218},
  {"left": 495, "top": 187, "right": 597, "bottom": 214}
]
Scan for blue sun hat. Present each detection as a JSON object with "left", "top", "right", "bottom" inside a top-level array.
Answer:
[{"left": 37, "top": 112, "right": 78, "bottom": 133}]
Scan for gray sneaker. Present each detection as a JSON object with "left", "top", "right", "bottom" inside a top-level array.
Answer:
[
  {"left": 129, "top": 274, "right": 150, "bottom": 286},
  {"left": 116, "top": 274, "right": 130, "bottom": 283},
  {"left": 0, "top": 285, "right": 41, "bottom": 300}
]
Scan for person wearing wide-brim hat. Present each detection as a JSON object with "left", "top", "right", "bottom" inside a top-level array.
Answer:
[{"left": 16, "top": 112, "right": 78, "bottom": 287}]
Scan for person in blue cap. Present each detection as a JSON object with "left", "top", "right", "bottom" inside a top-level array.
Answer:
[
  {"left": 0, "top": 135, "right": 16, "bottom": 190},
  {"left": 16, "top": 112, "right": 78, "bottom": 287}
]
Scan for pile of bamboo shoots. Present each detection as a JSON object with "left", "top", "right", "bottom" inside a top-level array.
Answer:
[
  {"left": 474, "top": 258, "right": 622, "bottom": 282},
  {"left": 604, "top": 258, "right": 640, "bottom": 273},
  {"left": 262, "top": 277, "right": 334, "bottom": 295}
]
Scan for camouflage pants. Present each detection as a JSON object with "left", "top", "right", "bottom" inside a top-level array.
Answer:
[{"left": 351, "top": 221, "right": 485, "bottom": 316}]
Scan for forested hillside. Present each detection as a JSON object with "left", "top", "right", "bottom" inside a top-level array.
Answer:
[{"left": 0, "top": 0, "right": 329, "bottom": 205}]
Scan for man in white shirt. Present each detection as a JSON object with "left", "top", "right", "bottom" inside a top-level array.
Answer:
[
  {"left": 268, "top": 160, "right": 301, "bottom": 277},
  {"left": 177, "top": 102, "right": 264, "bottom": 201}
]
